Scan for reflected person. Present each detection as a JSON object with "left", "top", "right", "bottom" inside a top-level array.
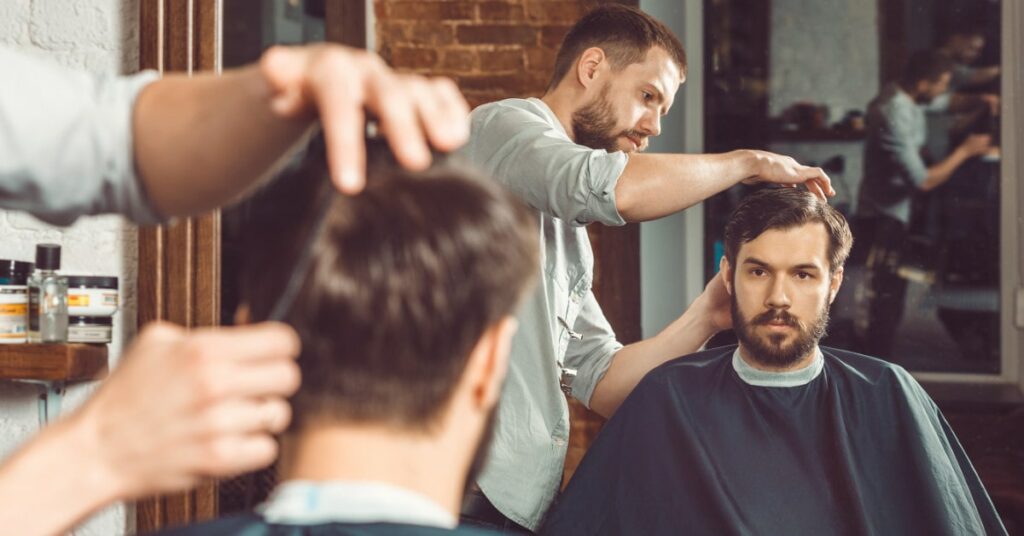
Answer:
[
  {"left": 854, "top": 50, "right": 993, "bottom": 357},
  {"left": 542, "top": 188, "right": 1004, "bottom": 536}
]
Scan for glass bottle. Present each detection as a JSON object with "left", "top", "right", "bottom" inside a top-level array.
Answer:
[{"left": 28, "top": 244, "right": 68, "bottom": 343}]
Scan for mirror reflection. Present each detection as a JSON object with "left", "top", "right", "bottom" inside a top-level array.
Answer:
[{"left": 704, "top": 0, "right": 1002, "bottom": 374}]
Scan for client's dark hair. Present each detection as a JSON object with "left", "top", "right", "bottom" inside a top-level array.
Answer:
[
  {"left": 724, "top": 188, "right": 852, "bottom": 275},
  {"left": 900, "top": 50, "right": 954, "bottom": 86},
  {"left": 239, "top": 138, "right": 538, "bottom": 431}
]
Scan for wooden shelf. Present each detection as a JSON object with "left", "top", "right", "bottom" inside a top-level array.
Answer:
[{"left": 0, "top": 344, "right": 108, "bottom": 382}]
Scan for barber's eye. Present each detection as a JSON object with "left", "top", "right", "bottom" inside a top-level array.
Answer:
[
  {"left": 642, "top": 91, "right": 653, "bottom": 102},
  {"left": 796, "top": 271, "right": 813, "bottom": 280},
  {"left": 751, "top": 269, "right": 766, "bottom": 277}
]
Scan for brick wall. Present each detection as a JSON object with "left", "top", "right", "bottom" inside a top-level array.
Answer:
[
  {"left": 375, "top": 0, "right": 641, "bottom": 489},
  {"left": 376, "top": 0, "right": 612, "bottom": 108}
]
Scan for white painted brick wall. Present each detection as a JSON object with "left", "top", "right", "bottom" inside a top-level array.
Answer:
[{"left": 0, "top": 1, "right": 140, "bottom": 534}]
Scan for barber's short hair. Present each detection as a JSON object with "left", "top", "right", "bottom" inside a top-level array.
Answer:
[
  {"left": 548, "top": 5, "right": 686, "bottom": 91},
  {"left": 724, "top": 188, "right": 852, "bottom": 274},
  {"left": 239, "top": 141, "right": 538, "bottom": 431},
  {"left": 900, "top": 50, "right": 954, "bottom": 86}
]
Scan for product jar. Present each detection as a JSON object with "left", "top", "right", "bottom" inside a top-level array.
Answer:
[
  {"left": 0, "top": 259, "right": 33, "bottom": 344},
  {"left": 68, "top": 316, "right": 112, "bottom": 344},
  {"left": 66, "top": 276, "right": 119, "bottom": 317}
]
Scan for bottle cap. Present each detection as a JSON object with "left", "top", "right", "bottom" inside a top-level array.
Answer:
[{"left": 35, "top": 244, "right": 61, "bottom": 271}]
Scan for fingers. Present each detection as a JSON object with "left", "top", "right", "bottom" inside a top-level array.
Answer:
[
  {"left": 260, "top": 44, "right": 472, "bottom": 194},
  {"left": 208, "top": 358, "right": 301, "bottom": 400},
  {"left": 366, "top": 73, "right": 431, "bottom": 172},
  {"left": 805, "top": 179, "right": 826, "bottom": 201},
  {"left": 365, "top": 74, "right": 469, "bottom": 169},
  {"left": 309, "top": 52, "right": 370, "bottom": 194},
  {"left": 199, "top": 398, "right": 293, "bottom": 437},
  {"left": 188, "top": 322, "right": 300, "bottom": 365},
  {"left": 190, "top": 434, "right": 280, "bottom": 478},
  {"left": 260, "top": 46, "right": 310, "bottom": 117},
  {"left": 801, "top": 166, "right": 834, "bottom": 198},
  {"left": 416, "top": 77, "right": 470, "bottom": 152}
]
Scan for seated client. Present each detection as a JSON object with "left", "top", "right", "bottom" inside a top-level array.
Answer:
[
  {"left": 161, "top": 148, "right": 539, "bottom": 534},
  {"left": 542, "top": 188, "right": 1005, "bottom": 536}
]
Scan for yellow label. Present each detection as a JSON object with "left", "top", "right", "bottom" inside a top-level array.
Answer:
[
  {"left": 69, "top": 295, "right": 90, "bottom": 306},
  {"left": 0, "top": 304, "right": 27, "bottom": 315}
]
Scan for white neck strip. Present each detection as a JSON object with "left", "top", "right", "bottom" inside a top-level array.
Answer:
[
  {"left": 732, "top": 347, "right": 824, "bottom": 387},
  {"left": 259, "top": 480, "right": 456, "bottom": 529}
]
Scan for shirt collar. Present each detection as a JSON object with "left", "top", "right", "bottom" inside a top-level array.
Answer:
[
  {"left": 526, "top": 97, "right": 569, "bottom": 138},
  {"left": 732, "top": 347, "right": 824, "bottom": 387},
  {"left": 259, "top": 480, "right": 457, "bottom": 529}
]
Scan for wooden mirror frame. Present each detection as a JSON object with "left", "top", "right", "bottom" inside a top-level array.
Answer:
[{"left": 133, "top": 0, "right": 636, "bottom": 531}]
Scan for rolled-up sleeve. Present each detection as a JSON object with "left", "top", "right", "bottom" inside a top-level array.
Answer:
[
  {"left": 0, "top": 48, "right": 163, "bottom": 226},
  {"left": 876, "top": 106, "right": 929, "bottom": 188},
  {"left": 467, "top": 104, "right": 628, "bottom": 227},
  {"left": 564, "top": 290, "right": 623, "bottom": 407}
]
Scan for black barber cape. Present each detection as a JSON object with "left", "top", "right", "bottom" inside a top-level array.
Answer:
[
  {"left": 156, "top": 514, "right": 499, "bottom": 536},
  {"left": 541, "top": 346, "right": 1006, "bottom": 536}
]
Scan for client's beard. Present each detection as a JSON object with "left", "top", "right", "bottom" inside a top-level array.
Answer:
[{"left": 731, "top": 293, "right": 830, "bottom": 368}]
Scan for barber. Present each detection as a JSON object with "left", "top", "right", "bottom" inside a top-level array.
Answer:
[
  {"left": 0, "top": 44, "right": 468, "bottom": 536},
  {"left": 459, "top": 6, "right": 832, "bottom": 533}
]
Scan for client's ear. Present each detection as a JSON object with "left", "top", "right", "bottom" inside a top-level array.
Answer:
[
  {"left": 719, "top": 257, "right": 734, "bottom": 296},
  {"left": 234, "top": 304, "right": 252, "bottom": 326},
  {"left": 829, "top": 267, "right": 845, "bottom": 304},
  {"left": 464, "top": 316, "right": 518, "bottom": 410}
]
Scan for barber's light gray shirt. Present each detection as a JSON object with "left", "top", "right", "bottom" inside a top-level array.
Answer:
[
  {"left": 0, "top": 48, "right": 162, "bottom": 225},
  {"left": 859, "top": 83, "right": 940, "bottom": 225},
  {"left": 460, "top": 98, "right": 628, "bottom": 530}
]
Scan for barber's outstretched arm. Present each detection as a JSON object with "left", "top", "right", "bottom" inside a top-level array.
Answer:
[
  {"left": 589, "top": 272, "right": 732, "bottom": 418},
  {"left": 614, "top": 150, "right": 834, "bottom": 223},
  {"left": 134, "top": 44, "right": 469, "bottom": 218},
  {"left": 0, "top": 322, "right": 300, "bottom": 536}
]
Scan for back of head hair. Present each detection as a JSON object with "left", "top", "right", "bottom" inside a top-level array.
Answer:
[
  {"left": 548, "top": 4, "right": 686, "bottom": 91},
  {"left": 239, "top": 138, "right": 539, "bottom": 431},
  {"left": 900, "top": 50, "right": 954, "bottom": 86},
  {"left": 724, "top": 188, "right": 853, "bottom": 274}
]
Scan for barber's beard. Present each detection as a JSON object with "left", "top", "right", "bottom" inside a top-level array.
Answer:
[
  {"left": 571, "top": 86, "right": 645, "bottom": 153},
  {"left": 731, "top": 294, "right": 830, "bottom": 368}
]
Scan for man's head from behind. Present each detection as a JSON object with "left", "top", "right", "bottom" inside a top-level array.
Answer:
[
  {"left": 900, "top": 50, "right": 954, "bottom": 104},
  {"left": 239, "top": 152, "right": 538, "bottom": 481},
  {"left": 547, "top": 5, "right": 686, "bottom": 153},
  {"left": 721, "top": 188, "right": 852, "bottom": 370}
]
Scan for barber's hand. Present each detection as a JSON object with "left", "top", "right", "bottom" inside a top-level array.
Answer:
[
  {"left": 981, "top": 94, "right": 1000, "bottom": 116},
  {"left": 742, "top": 150, "right": 835, "bottom": 201},
  {"left": 695, "top": 271, "right": 732, "bottom": 334},
  {"left": 259, "top": 44, "right": 470, "bottom": 194},
  {"left": 960, "top": 134, "right": 993, "bottom": 157},
  {"left": 72, "top": 321, "right": 300, "bottom": 499}
]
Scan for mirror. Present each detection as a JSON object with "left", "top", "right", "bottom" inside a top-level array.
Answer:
[{"left": 703, "top": 0, "right": 1003, "bottom": 375}]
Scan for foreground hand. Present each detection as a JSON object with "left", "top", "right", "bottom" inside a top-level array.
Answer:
[
  {"left": 74, "top": 321, "right": 301, "bottom": 499},
  {"left": 743, "top": 150, "right": 835, "bottom": 200},
  {"left": 259, "top": 44, "right": 470, "bottom": 194}
]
